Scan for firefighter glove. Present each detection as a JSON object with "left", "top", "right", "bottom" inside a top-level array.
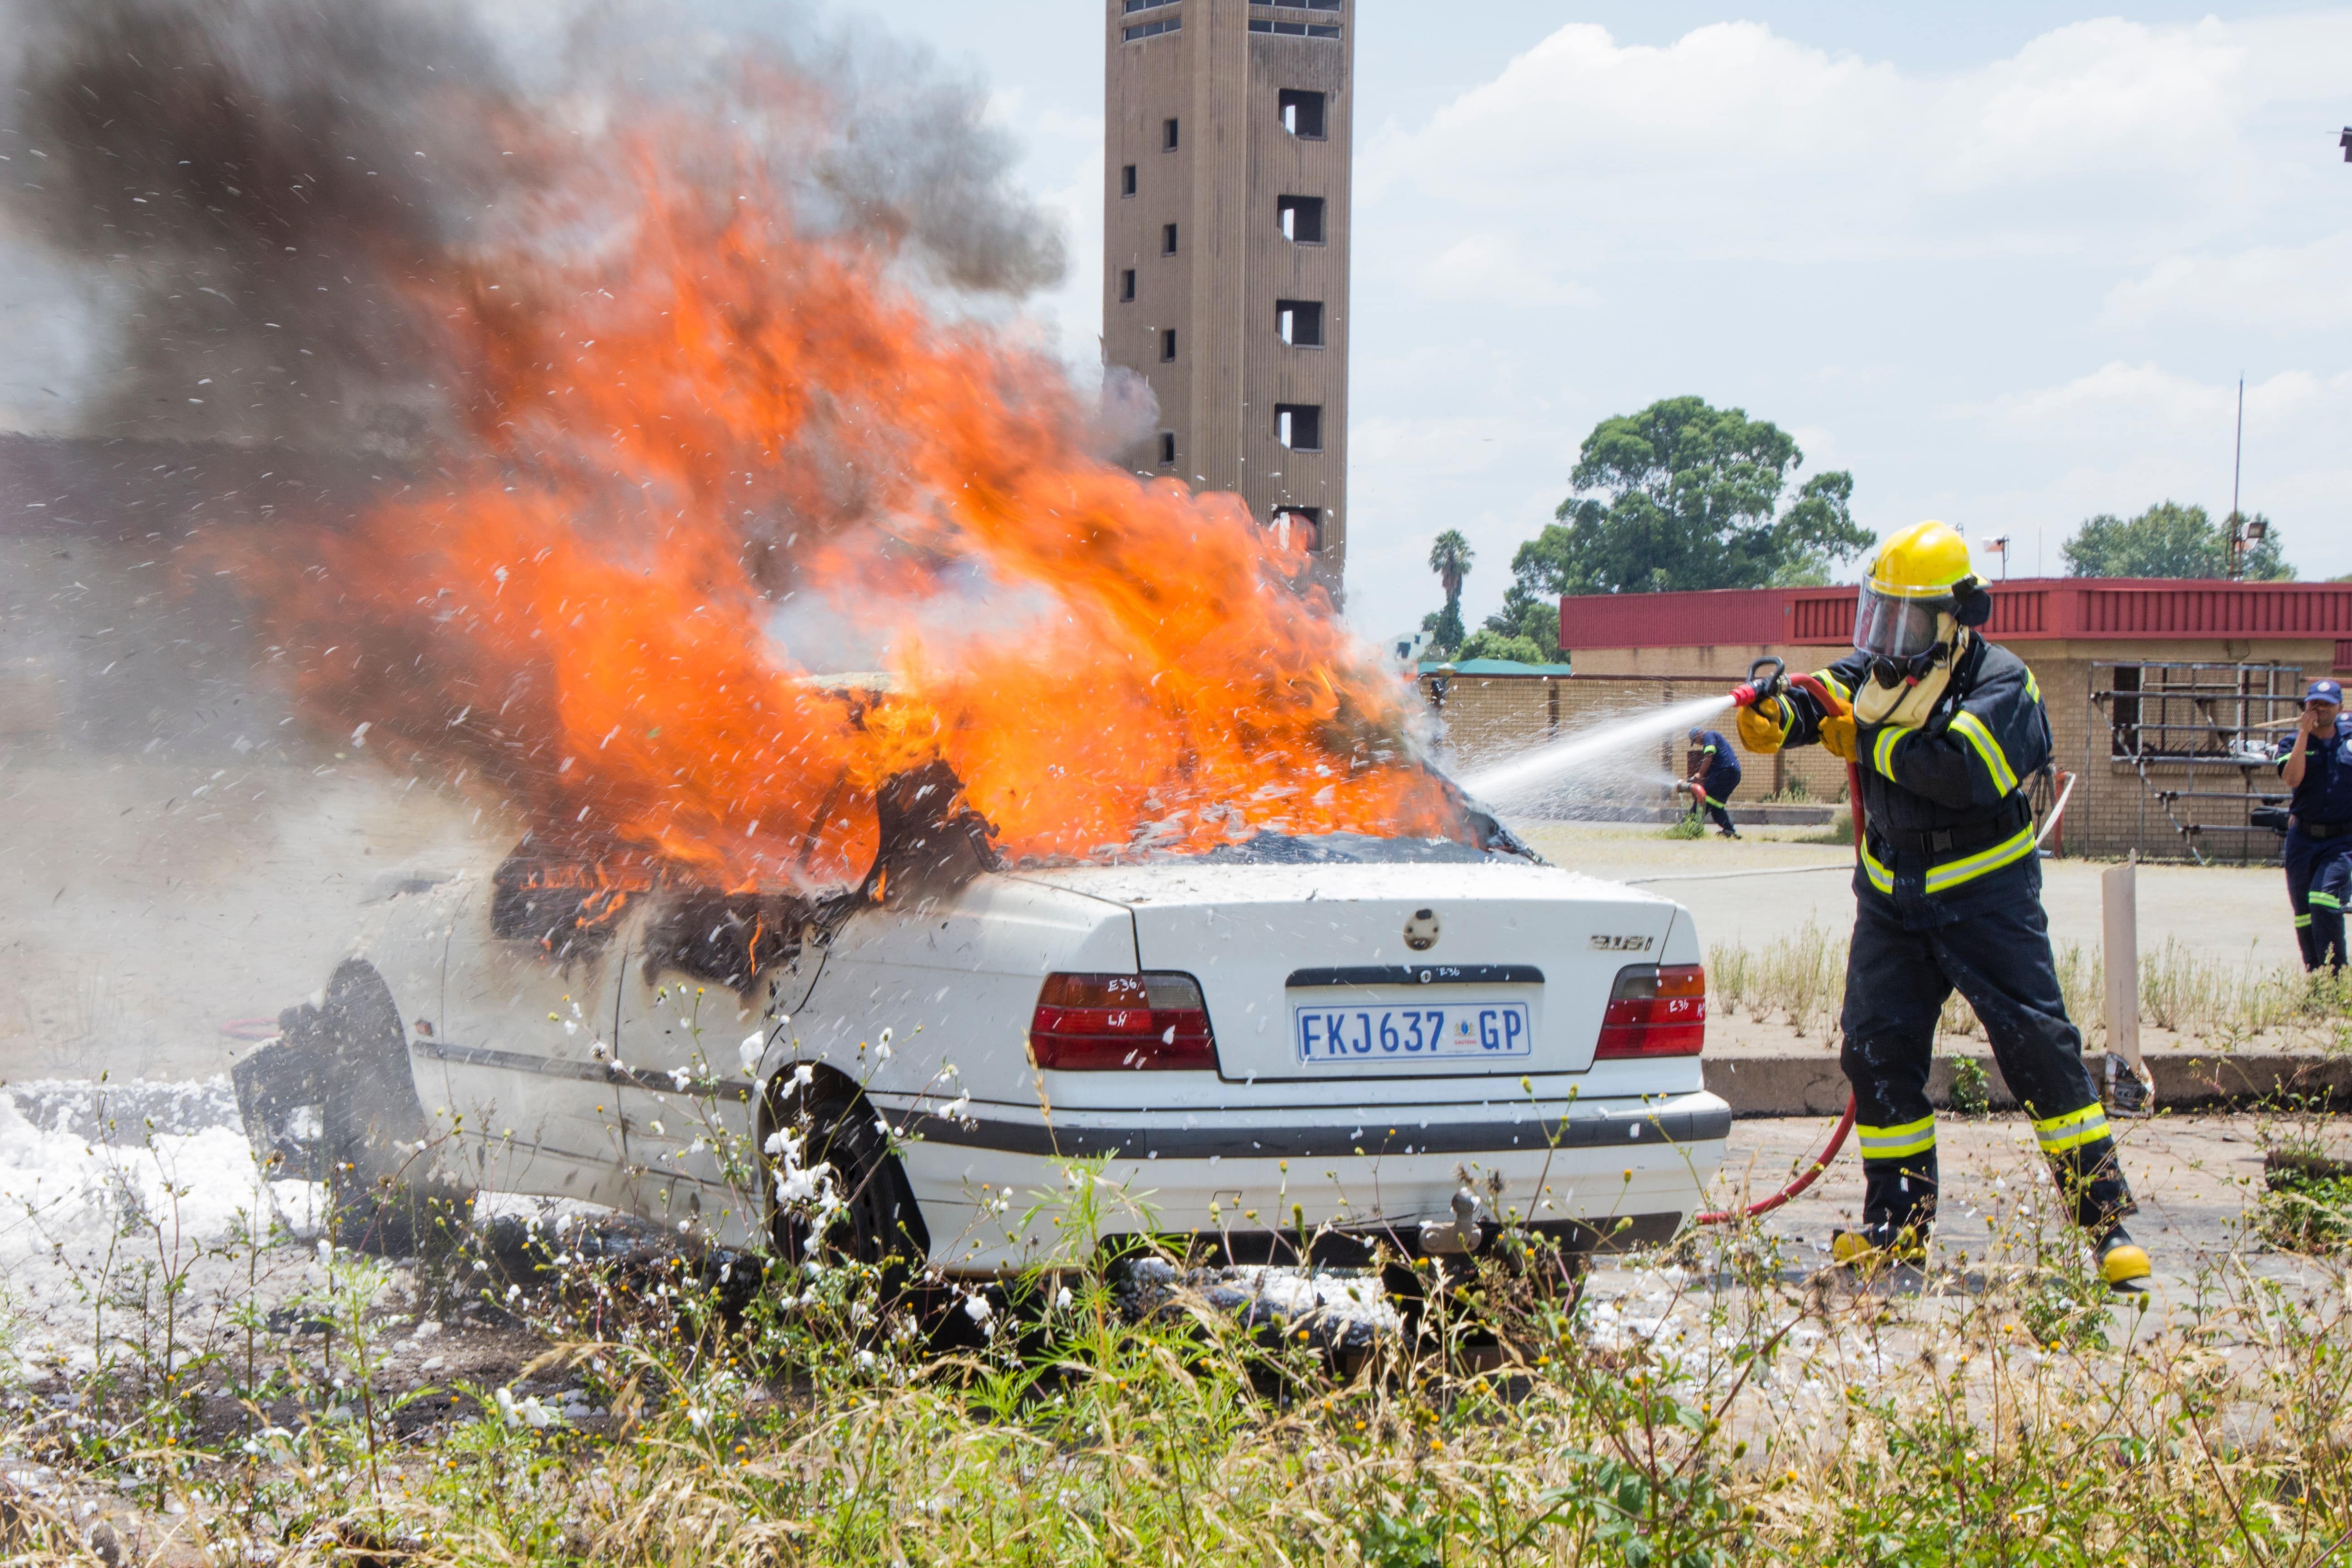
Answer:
[
  {"left": 1818, "top": 712, "right": 1860, "bottom": 763},
  {"left": 1735, "top": 697, "right": 1786, "bottom": 754}
]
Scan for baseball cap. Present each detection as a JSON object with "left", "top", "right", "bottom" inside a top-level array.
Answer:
[{"left": 2308, "top": 678, "right": 2344, "bottom": 705}]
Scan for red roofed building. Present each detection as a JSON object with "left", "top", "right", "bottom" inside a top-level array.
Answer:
[{"left": 1558, "top": 578, "right": 2352, "bottom": 860}]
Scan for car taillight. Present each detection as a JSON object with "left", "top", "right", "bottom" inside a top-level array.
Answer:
[
  {"left": 1029, "top": 972, "right": 1219, "bottom": 1071},
  {"left": 1594, "top": 964, "right": 1706, "bottom": 1058}
]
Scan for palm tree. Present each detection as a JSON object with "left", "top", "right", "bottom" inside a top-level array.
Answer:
[{"left": 1422, "top": 530, "right": 1474, "bottom": 656}]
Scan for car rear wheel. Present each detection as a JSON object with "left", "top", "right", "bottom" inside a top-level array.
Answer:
[{"left": 763, "top": 1069, "right": 930, "bottom": 1308}]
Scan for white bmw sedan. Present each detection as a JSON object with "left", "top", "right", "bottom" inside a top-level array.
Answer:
[{"left": 236, "top": 795, "right": 1729, "bottom": 1280}]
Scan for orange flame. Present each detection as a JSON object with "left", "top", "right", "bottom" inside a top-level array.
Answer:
[{"left": 254, "top": 118, "right": 1460, "bottom": 890}]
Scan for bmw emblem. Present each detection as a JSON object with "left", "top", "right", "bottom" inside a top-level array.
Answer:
[{"left": 1403, "top": 907, "right": 1440, "bottom": 952}]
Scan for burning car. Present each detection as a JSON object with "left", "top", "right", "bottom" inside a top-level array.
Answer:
[{"left": 236, "top": 755, "right": 1729, "bottom": 1287}]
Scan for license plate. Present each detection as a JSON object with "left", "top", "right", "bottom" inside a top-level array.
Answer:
[{"left": 1293, "top": 1002, "right": 1533, "bottom": 1064}]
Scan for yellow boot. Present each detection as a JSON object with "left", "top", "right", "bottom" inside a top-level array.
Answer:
[
  {"left": 1831, "top": 1226, "right": 1928, "bottom": 1270},
  {"left": 2097, "top": 1226, "right": 2152, "bottom": 1292}
]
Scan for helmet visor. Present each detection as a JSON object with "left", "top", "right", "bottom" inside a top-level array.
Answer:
[{"left": 1853, "top": 583, "right": 1949, "bottom": 661}]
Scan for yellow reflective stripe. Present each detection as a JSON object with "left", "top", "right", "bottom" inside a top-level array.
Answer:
[
  {"left": 1857, "top": 1116, "right": 1936, "bottom": 1159},
  {"left": 1810, "top": 669, "right": 1852, "bottom": 704},
  {"left": 2312, "top": 893, "right": 2343, "bottom": 910},
  {"left": 2296, "top": 914, "right": 2315, "bottom": 926},
  {"left": 2024, "top": 667, "right": 2043, "bottom": 704},
  {"left": 2033, "top": 1103, "right": 2110, "bottom": 1153},
  {"left": 1860, "top": 837, "right": 1893, "bottom": 894},
  {"left": 1922, "top": 821, "right": 2039, "bottom": 893},
  {"left": 1872, "top": 724, "right": 1910, "bottom": 779},
  {"left": 1949, "top": 710, "right": 2019, "bottom": 795}
]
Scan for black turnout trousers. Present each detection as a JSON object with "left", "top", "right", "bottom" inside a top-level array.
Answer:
[{"left": 1839, "top": 872, "right": 2134, "bottom": 1239}]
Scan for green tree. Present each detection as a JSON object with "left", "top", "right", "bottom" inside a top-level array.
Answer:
[
  {"left": 1456, "top": 628, "right": 1550, "bottom": 664},
  {"left": 1527, "top": 396, "right": 1870, "bottom": 597},
  {"left": 2062, "top": 501, "right": 2293, "bottom": 580},
  {"left": 1479, "top": 581, "right": 1563, "bottom": 659},
  {"left": 1421, "top": 529, "right": 1474, "bottom": 657}
]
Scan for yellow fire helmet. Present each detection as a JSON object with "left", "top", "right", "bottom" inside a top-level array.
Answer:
[{"left": 1853, "top": 520, "right": 1986, "bottom": 668}]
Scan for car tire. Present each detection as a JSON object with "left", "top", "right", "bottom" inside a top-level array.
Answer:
[{"left": 764, "top": 1069, "right": 930, "bottom": 1308}]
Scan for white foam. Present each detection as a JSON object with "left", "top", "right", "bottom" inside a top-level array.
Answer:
[{"left": 0, "top": 1080, "right": 271, "bottom": 1267}]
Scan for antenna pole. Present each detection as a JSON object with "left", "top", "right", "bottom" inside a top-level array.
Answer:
[{"left": 2227, "top": 375, "right": 2246, "bottom": 579}]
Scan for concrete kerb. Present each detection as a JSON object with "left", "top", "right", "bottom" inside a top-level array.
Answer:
[{"left": 1706, "top": 1049, "right": 2352, "bottom": 1119}]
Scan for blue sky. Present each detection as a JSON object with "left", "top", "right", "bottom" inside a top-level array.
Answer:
[{"left": 823, "top": 1, "right": 2352, "bottom": 642}]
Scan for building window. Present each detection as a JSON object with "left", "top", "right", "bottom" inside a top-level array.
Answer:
[
  {"left": 1119, "top": 268, "right": 1137, "bottom": 302},
  {"left": 1163, "top": 117, "right": 1180, "bottom": 152},
  {"left": 1270, "top": 506, "right": 1322, "bottom": 553},
  {"left": 1277, "top": 195, "right": 1324, "bottom": 243},
  {"left": 1279, "top": 89, "right": 1328, "bottom": 139},
  {"left": 1249, "top": 18, "right": 1340, "bottom": 36},
  {"left": 1251, "top": 0, "right": 1340, "bottom": 8},
  {"left": 1161, "top": 221, "right": 1179, "bottom": 255},
  {"left": 1275, "top": 403, "right": 1323, "bottom": 452},
  {"left": 1122, "top": 15, "right": 1181, "bottom": 40},
  {"left": 1157, "top": 431, "right": 1176, "bottom": 467},
  {"left": 1276, "top": 299, "right": 1323, "bottom": 346},
  {"left": 1160, "top": 327, "right": 1177, "bottom": 361},
  {"left": 1121, "top": 164, "right": 1137, "bottom": 197},
  {"left": 1123, "top": 0, "right": 1177, "bottom": 10}
]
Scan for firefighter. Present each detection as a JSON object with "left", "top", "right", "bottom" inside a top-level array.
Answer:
[
  {"left": 2278, "top": 678, "right": 2351, "bottom": 973},
  {"left": 1684, "top": 725, "right": 1743, "bottom": 838},
  {"left": 1735, "top": 521, "right": 2150, "bottom": 1289}
]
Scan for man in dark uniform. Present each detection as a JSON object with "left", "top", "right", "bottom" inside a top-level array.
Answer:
[
  {"left": 1684, "top": 726, "right": 1743, "bottom": 838},
  {"left": 1735, "top": 520, "right": 2149, "bottom": 1289},
  {"left": 2278, "top": 678, "right": 2352, "bottom": 973}
]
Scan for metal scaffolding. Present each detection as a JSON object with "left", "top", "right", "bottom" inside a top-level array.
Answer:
[{"left": 2088, "top": 661, "right": 2298, "bottom": 864}]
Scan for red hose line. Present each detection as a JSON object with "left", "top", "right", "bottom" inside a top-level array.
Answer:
[
  {"left": 1695, "top": 671, "right": 1864, "bottom": 1226},
  {"left": 1694, "top": 1096, "right": 1855, "bottom": 1225}
]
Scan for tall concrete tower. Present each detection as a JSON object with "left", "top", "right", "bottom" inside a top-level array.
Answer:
[{"left": 1102, "top": 0, "right": 1354, "bottom": 593}]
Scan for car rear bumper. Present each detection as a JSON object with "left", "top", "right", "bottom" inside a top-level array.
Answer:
[{"left": 886, "top": 1089, "right": 1730, "bottom": 1276}]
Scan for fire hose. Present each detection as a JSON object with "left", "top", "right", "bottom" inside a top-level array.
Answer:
[{"left": 1690, "top": 659, "right": 2078, "bottom": 1225}]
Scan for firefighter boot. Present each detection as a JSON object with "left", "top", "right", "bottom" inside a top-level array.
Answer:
[
  {"left": 1830, "top": 1223, "right": 1929, "bottom": 1271},
  {"left": 2096, "top": 1225, "right": 2152, "bottom": 1292}
]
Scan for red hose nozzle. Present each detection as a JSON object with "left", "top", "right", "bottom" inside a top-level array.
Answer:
[{"left": 1729, "top": 683, "right": 1763, "bottom": 708}]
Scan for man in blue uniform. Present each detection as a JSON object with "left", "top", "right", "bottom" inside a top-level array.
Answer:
[
  {"left": 1685, "top": 726, "right": 1743, "bottom": 838},
  {"left": 1735, "top": 521, "right": 2150, "bottom": 1289},
  {"left": 2278, "top": 678, "right": 2352, "bottom": 973}
]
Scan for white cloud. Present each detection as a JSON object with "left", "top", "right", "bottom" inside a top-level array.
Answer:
[
  {"left": 1339, "top": 13, "right": 2352, "bottom": 634},
  {"left": 2107, "top": 232, "right": 2352, "bottom": 330},
  {"left": 1416, "top": 234, "right": 1597, "bottom": 306},
  {"left": 1361, "top": 14, "right": 2352, "bottom": 265},
  {"left": 1960, "top": 363, "right": 2342, "bottom": 437}
]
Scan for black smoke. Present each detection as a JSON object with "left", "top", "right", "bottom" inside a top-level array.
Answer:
[{"left": 1, "top": 0, "right": 1066, "bottom": 457}]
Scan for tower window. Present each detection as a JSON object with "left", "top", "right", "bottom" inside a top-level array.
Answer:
[
  {"left": 1122, "top": 15, "right": 1181, "bottom": 40},
  {"left": 1157, "top": 431, "right": 1176, "bottom": 467},
  {"left": 1121, "top": 164, "right": 1137, "bottom": 197},
  {"left": 1119, "top": 268, "right": 1137, "bottom": 302},
  {"left": 1163, "top": 117, "right": 1180, "bottom": 151},
  {"left": 1275, "top": 403, "right": 1323, "bottom": 452},
  {"left": 1270, "top": 507, "right": 1322, "bottom": 553},
  {"left": 1276, "top": 299, "right": 1324, "bottom": 346},
  {"left": 1277, "top": 195, "right": 1325, "bottom": 244},
  {"left": 1160, "top": 327, "right": 1177, "bottom": 361},
  {"left": 1162, "top": 222, "right": 1179, "bottom": 255},
  {"left": 1278, "top": 90, "right": 1327, "bottom": 140}
]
